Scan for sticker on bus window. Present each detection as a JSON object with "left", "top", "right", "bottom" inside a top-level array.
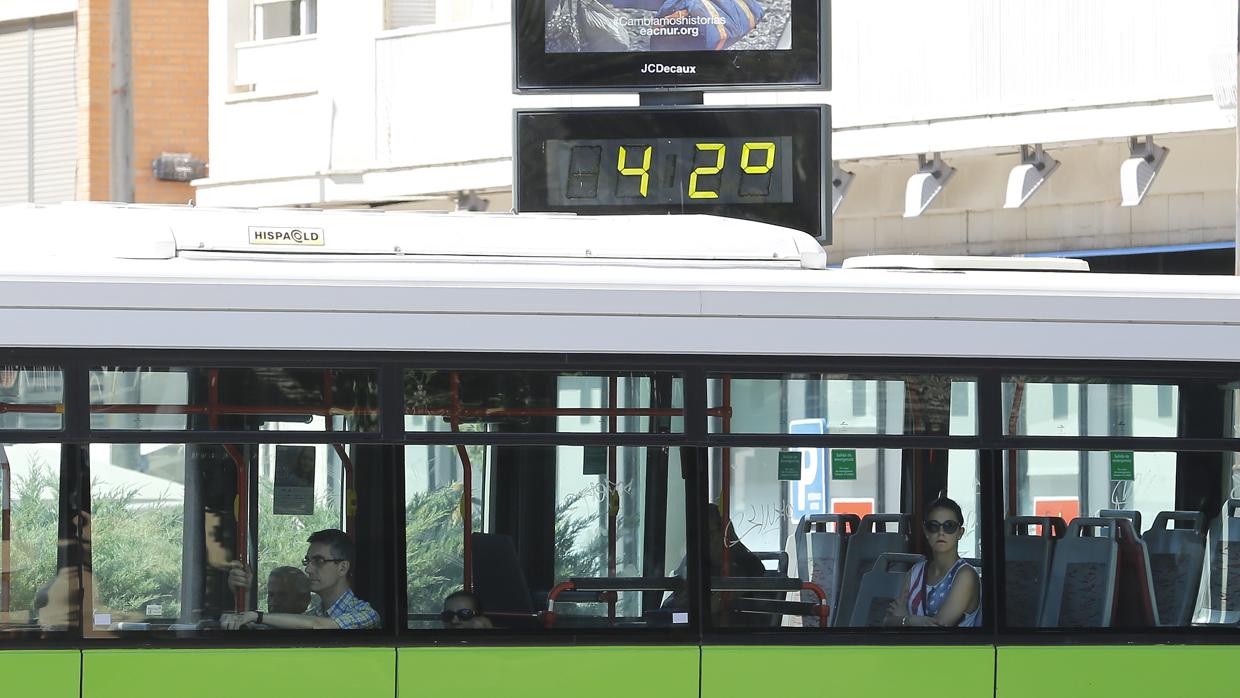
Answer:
[
  {"left": 777, "top": 451, "right": 802, "bottom": 480},
  {"left": 274, "top": 445, "right": 316, "bottom": 515},
  {"left": 830, "top": 449, "right": 857, "bottom": 480},
  {"left": 672, "top": 612, "right": 689, "bottom": 624},
  {"left": 1110, "top": 451, "right": 1135, "bottom": 481},
  {"left": 583, "top": 445, "right": 608, "bottom": 475}
]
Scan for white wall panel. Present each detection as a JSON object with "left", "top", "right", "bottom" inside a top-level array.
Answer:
[{"left": 828, "top": 0, "right": 1237, "bottom": 127}]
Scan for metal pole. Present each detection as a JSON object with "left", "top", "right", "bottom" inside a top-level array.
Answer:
[{"left": 109, "top": 0, "right": 134, "bottom": 202}]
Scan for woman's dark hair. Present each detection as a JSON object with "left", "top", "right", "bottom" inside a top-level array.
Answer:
[
  {"left": 925, "top": 496, "right": 965, "bottom": 525},
  {"left": 444, "top": 589, "right": 484, "bottom": 614}
]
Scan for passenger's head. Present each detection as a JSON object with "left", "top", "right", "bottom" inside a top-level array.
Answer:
[
  {"left": 304, "top": 528, "right": 356, "bottom": 593},
  {"left": 441, "top": 590, "right": 487, "bottom": 629},
  {"left": 923, "top": 496, "right": 966, "bottom": 554},
  {"left": 267, "top": 566, "right": 312, "bottom": 614}
]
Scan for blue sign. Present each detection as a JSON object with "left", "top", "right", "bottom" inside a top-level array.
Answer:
[{"left": 789, "top": 418, "right": 828, "bottom": 519}]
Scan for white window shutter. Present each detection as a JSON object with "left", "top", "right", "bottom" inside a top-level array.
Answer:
[
  {"left": 387, "top": 0, "right": 437, "bottom": 29},
  {"left": 0, "top": 20, "right": 31, "bottom": 205},
  {"left": 31, "top": 15, "right": 75, "bottom": 204}
]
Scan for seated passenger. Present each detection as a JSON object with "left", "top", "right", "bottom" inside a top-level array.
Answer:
[
  {"left": 221, "top": 528, "right": 379, "bottom": 630},
  {"left": 886, "top": 496, "right": 980, "bottom": 628},
  {"left": 440, "top": 590, "right": 493, "bottom": 629},
  {"left": 267, "top": 566, "right": 312, "bottom": 615},
  {"left": 663, "top": 503, "right": 766, "bottom": 626}
]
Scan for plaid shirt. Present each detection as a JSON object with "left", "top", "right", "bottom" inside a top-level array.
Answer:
[{"left": 308, "top": 588, "right": 379, "bottom": 630}]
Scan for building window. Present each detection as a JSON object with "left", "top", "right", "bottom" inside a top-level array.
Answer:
[
  {"left": 254, "top": 0, "right": 316, "bottom": 41},
  {"left": 386, "top": 1, "right": 508, "bottom": 30}
]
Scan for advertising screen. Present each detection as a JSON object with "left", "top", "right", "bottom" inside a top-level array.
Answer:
[
  {"left": 514, "top": 0, "right": 828, "bottom": 91},
  {"left": 545, "top": 0, "right": 789, "bottom": 53}
]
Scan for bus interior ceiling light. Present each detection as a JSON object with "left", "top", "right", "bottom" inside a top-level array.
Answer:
[
  {"left": 904, "top": 153, "right": 956, "bottom": 218},
  {"left": 831, "top": 164, "right": 855, "bottom": 215},
  {"left": 1003, "top": 144, "right": 1059, "bottom": 209},
  {"left": 1120, "top": 135, "right": 1169, "bottom": 207}
]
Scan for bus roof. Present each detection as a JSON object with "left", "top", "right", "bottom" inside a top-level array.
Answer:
[
  {"left": 0, "top": 203, "right": 829, "bottom": 269},
  {"left": 1, "top": 203, "right": 1238, "bottom": 362}
]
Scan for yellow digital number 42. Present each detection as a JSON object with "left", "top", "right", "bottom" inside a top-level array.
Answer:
[{"left": 688, "top": 143, "right": 726, "bottom": 199}]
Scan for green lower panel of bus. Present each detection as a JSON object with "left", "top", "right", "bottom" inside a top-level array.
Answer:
[
  {"left": 81, "top": 647, "right": 395, "bottom": 698},
  {"left": 702, "top": 646, "right": 995, "bottom": 698},
  {"left": 398, "top": 646, "right": 699, "bottom": 698},
  {"left": 997, "top": 645, "right": 1240, "bottom": 698},
  {"left": 0, "top": 650, "right": 80, "bottom": 697}
]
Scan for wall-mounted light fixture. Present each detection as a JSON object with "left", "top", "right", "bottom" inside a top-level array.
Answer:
[
  {"left": 904, "top": 153, "right": 955, "bottom": 218},
  {"left": 1119, "top": 136, "right": 1168, "bottom": 207},
  {"left": 831, "top": 164, "right": 855, "bottom": 215},
  {"left": 1003, "top": 144, "right": 1059, "bottom": 209}
]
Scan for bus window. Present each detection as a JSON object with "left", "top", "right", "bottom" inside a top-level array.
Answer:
[
  {"left": 1003, "top": 378, "right": 1188, "bottom": 438},
  {"left": 404, "top": 443, "right": 486, "bottom": 628},
  {"left": 706, "top": 447, "right": 983, "bottom": 631},
  {"left": 404, "top": 370, "right": 684, "bottom": 434},
  {"left": 708, "top": 374, "right": 977, "bottom": 437},
  {"left": 0, "top": 366, "right": 63, "bottom": 431},
  {"left": 1002, "top": 450, "right": 1240, "bottom": 629},
  {"left": 85, "top": 442, "right": 375, "bottom": 635},
  {"left": 89, "top": 367, "right": 379, "bottom": 432},
  {"left": 0, "top": 444, "right": 76, "bottom": 633},
  {"left": 404, "top": 443, "right": 688, "bottom": 631}
]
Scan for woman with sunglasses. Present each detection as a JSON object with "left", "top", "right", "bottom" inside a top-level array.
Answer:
[
  {"left": 886, "top": 496, "right": 980, "bottom": 628},
  {"left": 441, "top": 590, "right": 493, "bottom": 629}
]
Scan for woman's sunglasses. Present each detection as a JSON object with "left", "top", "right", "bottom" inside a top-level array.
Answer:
[
  {"left": 441, "top": 608, "right": 478, "bottom": 623},
  {"left": 923, "top": 519, "right": 961, "bottom": 534}
]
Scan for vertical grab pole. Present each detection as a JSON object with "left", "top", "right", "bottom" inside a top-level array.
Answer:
[
  {"left": 1, "top": 446, "right": 10, "bottom": 618},
  {"left": 720, "top": 376, "right": 731, "bottom": 574},
  {"left": 607, "top": 375, "right": 618, "bottom": 624},
  {"left": 1006, "top": 380, "right": 1025, "bottom": 516},
  {"left": 450, "top": 372, "right": 473, "bottom": 592},
  {"left": 210, "top": 369, "right": 248, "bottom": 611},
  {"left": 324, "top": 371, "right": 356, "bottom": 536}
]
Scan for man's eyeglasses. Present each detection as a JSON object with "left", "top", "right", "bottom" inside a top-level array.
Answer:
[
  {"left": 440, "top": 608, "right": 477, "bottom": 623},
  {"left": 923, "top": 519, "right": 961, "bottom": 534},
  {"left": 302, "top": 555, "right": 345, "bottom": 568}
]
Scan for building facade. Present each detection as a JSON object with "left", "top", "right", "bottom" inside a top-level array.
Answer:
[
  {"left": 197, "top": 0, "right": 1238, "bottom": 270},
  {"left": 0, "top": 0, "right": 208, "bottom": 206}
]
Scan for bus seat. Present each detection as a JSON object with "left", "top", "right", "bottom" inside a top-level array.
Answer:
[
  {"left": 1039, "top": 517, "right": 1119, "bottom": 628},
  {"left": 834, "top": 513, "right": 911, "bottom": 627},
  {"left": 470, "top": 533, "right": 537, "bottom": 621},
  {"left": 1105, "top": 515, "right": 1159, "bottom": 627},
  {"left": 1004, "top": 515, "right": 1065, "bottom": 627},
  {"left": 1192, "top": 499, "right": 1240, "bottom": 624},
  {"left": 753, "top": 550, "right": 790, "bottom": 577},
  {"left": 846, "top": 552, "right": 923, "bottom": 627},
  {"left": 783, "top": 513, "right": 859, "bottom": 627},
  {"left": 1143, "top": 510, "right": 1206, "bottom": 626},
  {"left": 1099, "top": 509, "right": 1142, "bottom": 536}
]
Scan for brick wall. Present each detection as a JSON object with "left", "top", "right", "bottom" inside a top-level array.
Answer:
[{"left": 76, "top": 0, "right": 208, "bottom": 203}]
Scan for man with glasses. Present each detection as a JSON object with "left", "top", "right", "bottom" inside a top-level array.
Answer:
[{"left": 221, "top": 528, "right": 379, "bottom": 630}]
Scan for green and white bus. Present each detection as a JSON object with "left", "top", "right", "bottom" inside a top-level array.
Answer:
[{"left": 1, "top": 203, "right": 1239, "bottom": 698}]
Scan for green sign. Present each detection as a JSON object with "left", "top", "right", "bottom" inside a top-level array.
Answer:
[
  {"left": 778, "top": 451, "right": 802, "bottom": 480},
  {"left": 1110, "top": 451, "right": 1135, "bottom": 481},
  {"left": 584, "top": 445, "right": 608, "bottom": 475},
  {"left": 831, "top": 449, "right": 858, "bottom": 480}
]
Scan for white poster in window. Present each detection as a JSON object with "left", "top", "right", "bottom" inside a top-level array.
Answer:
[{"left": 274, "top": 445, "right": 315, "bottom": 515}]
